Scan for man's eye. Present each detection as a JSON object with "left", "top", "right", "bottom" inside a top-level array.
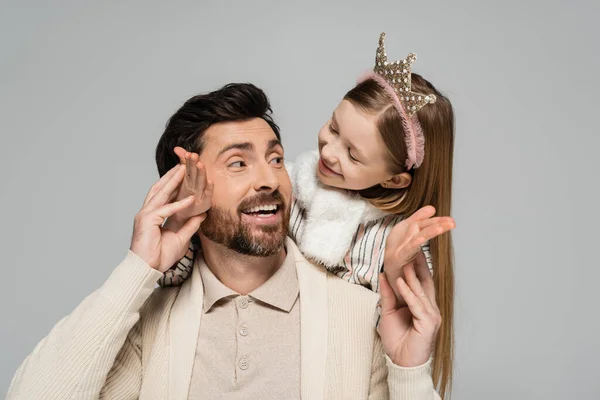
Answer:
[
  {"left": 229, "top": 161, "right": 245, "bottom": 168},
  {"left": 270, "top": 157, "right": 284, "bottom": 165}
]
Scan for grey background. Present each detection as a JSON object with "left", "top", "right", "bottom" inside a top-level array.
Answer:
[{"left": 1, "top": 1, "right": 598, "bottom": 398}]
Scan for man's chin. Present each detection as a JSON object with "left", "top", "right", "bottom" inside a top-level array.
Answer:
[
  {"left": 245, "top": 223, "right": 285, "bottom": 236},
  {"left": 246, "top": 229, "right": 287, "bottom": 247},
  {"left": 232, "top": 233, "right": 286, "bottom": 257}
]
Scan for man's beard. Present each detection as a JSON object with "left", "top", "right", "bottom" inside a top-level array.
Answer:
[{"left": 200, "top": 191, "right": 289, "bottom": 257}]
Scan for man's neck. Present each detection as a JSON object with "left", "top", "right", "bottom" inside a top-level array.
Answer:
[{"left": 199, "top": 236, "right": 286, "bottom": 295}]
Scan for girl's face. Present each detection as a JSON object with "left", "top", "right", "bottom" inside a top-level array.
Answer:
[{"left": 317, "top": 100, "right": 409, "bottom": 191}]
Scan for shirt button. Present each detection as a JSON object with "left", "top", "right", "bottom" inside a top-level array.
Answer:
[
  {"left": 238, "top": 297, "right": 249, "bottom": 309},
  {"left": 239, "top": 356, "right": 249, "bottom": 370},
  {"left": 239, "top": 324, "right": 249, "bottom": 336}
]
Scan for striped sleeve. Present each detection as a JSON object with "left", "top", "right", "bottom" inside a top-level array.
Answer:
[
  {"left": 329, "top": 216, "right": 435, "bottom": 294},
  {"left": 332, "top": 215, "right": 400, "bottom": 293},
  {"left": 421, "top": 242, "right": 434, "bottom": 273},
  {"left": 288, "top": 195, "right": 305, "bottom": 242}
]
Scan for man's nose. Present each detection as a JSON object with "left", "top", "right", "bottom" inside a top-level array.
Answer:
[{"left": 253, "top": 161, "right": 279, "bottom": 192}]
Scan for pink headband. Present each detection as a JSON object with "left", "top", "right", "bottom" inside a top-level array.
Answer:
[
  {"left": 357, "top": 71, "right": 425, "bottom": 170},
  {"left": 357, "top": 33, "right": 437, "bottom": 170}
]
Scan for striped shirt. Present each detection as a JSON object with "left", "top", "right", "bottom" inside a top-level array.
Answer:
[{"left": 289, "top": 197, "right": 432, "bottom": 294}]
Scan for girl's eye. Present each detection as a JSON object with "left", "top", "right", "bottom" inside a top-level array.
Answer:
[
  {"left": 348, "top": 150, "right": 358, "bottom": 162},
  {"left": 270, "top": 157, "right": 284, "bottom": 165},
  {"left": 229, "top": 161, "right": 246, "bottom": 168},
  {"left": 328, "top": 125, "right": 338, "bottom": 135}
]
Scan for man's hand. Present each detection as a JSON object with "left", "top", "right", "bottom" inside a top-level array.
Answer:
[
  {"left": 130, "top": 163, "right": 206, "bottom": 272},
  {"left": 384, "top": 206, "right": 455, "bottom": 299},
  {"left": 378, "top": 252, "right": 441, "bottom": 367},
  {"left": 162, "top": 146, "right": 213, "bottom": 233}
]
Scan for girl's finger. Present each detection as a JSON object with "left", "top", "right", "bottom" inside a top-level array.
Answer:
[
  {"left": 386, "top": 223, "right": 407, "bottom": 248},
  {"left": 417, "top": 216, "right": 454, "bottom": 231},
  {"left": 413, "top": 220, "right": 455, "bottom": 245},
  {"left": 406, "top": 205, "right": 436, "bottom": 223},
  {"left": 143, "top": 164, "right": 184, "bottom": 207}
]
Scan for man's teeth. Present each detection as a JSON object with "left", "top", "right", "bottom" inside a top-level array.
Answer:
[{"left": 245, "top": 205, "right": 278, "bottom": 213}]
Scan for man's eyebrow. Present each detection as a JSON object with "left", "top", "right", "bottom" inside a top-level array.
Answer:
[
  {"left": 217, "top": 142, "right": 254, "bottom": 157},
  {"left": 267, "top": 139, "right": 283, "bottom": 151}
]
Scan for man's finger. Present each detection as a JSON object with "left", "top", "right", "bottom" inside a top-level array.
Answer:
[
  {"left": 404, "top": 263, "right": 436, "bottom": 315},
  {"left": 379, "top": 273, "right": 399, "bottom": 315},
  {"left": 167, "top": 187, "right": 179, "bottom": 204},
  {"left": 195, "top": 161, "right": 207, "bottom": 193},
  {"left": 176, "top": 214, "right": 206, "bottom": 241},
  {"left": 414, "top": 251, "right": 437, "bottom": 306},
  {"left": 174, "top": 146, "right": 187, "bottom": 164},
  {"left": 146, "top": 165, "right": 186, "bottom": 210},
  {"left": 155, "top": 195, "right": 195, "bottom": 220},
  {"left": 396, "top": 277, "right": 428, "bottom": 320},
  {"left": 143, "top": 164, "right": 183, "bottom": 207},
  {"left": 184, "top": 153, "right": 193, "bottom": 188},
  {"left": 189, "top": 154, "right": 199, "bottom": 191},
  {"left": 203, "top": 179, "right": 214, "bottom": 201}
]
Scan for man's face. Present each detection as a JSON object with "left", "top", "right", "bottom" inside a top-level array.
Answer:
[{"left": 198, "top": 118, "right": 291, "bottom": 256}]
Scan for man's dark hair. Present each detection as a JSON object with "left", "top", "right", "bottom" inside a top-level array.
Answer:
[{"left": 155, "top": 83, "right": 281, "bottom": 176}]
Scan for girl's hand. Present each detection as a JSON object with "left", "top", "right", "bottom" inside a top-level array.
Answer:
[{"left": 384, "top": 205, "right": 455, "bottom": 300}]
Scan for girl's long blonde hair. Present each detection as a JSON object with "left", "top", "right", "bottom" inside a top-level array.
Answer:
[{"left": 345, "top": 74, "right": 455, "bottom": 399}]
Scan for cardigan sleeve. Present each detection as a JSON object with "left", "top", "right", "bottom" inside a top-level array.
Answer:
[
  {"left": 368, "top": 332, "right": 441, "bottom": 400},
  {"left": 7, "top": 251, "right": 162, "bottom": 400},
  {"left": 98, "top": 321, "right": 143, "bottom": 399}
]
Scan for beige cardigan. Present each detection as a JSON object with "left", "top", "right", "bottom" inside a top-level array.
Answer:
[{"left": 7, "top": 239, "right": 440, "bottom": 399}]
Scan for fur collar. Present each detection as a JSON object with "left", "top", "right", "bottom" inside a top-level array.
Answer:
[{"left": 289, "top": 151, "right": 388, "bottom": 267}]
